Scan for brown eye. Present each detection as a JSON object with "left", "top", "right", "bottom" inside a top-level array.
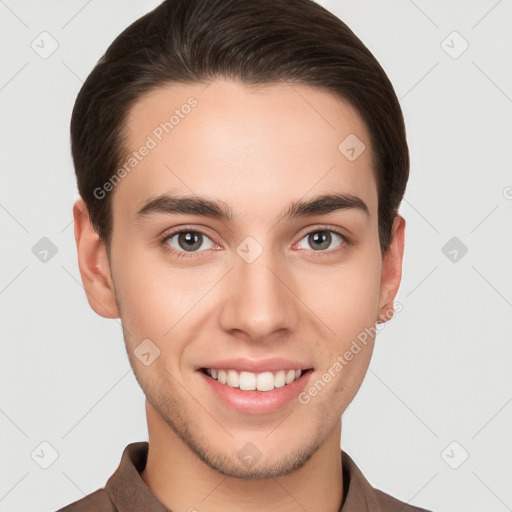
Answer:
[
  {"left": 178, "top": 231, "right": 202, "bottom": 251},
  {"left": 296, "top": 230, "right": 346, "bottom": 252},
  {"left": 163, "top": 230, "right": 215, "bottom": 254}
]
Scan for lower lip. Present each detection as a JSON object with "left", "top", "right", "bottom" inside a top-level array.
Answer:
[{"left": 199, "top": 370, "right": 312, "bottom": 415}]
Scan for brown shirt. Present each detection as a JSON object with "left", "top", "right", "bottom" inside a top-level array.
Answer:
[{"left": 56, "top": 442, "right": 432, "bottom": 512}]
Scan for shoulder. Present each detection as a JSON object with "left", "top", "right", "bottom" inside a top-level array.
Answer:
[
  {"left": 55, "top": 488, "right": 115, "bottom": 512},
  {"left": 341, "top": 451, "right": 434, "bottom": 512},
  {"left": 373, "top": 487, "right": 433, "bottom": 512}
]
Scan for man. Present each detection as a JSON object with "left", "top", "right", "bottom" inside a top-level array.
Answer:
[{"left": 59, "top": 0, "right": 432, "bottom": 510}]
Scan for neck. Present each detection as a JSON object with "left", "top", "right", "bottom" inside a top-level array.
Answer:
[{"left": 141, "top": 402, "right": 344, "bottom": 512}]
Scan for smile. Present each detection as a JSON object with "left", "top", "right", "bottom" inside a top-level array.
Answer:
[{"left": 202, "top": 368, "right": 303, "bottom": 392}]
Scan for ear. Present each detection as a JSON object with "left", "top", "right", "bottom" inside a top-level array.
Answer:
[
  {"left": 377, "top": 214, "right": 405, "bottom": 323},
  {"left": 73, "top": 198, "right": 120, "bottom": 319}
]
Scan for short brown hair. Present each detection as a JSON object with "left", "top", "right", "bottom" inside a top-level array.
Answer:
[{"left": 70, "top": 0, "right": 409, "bottom": 254}]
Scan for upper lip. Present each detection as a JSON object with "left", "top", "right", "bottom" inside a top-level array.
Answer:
[{"left": 198, "top": 358, "right": 312, "bottom": 373}]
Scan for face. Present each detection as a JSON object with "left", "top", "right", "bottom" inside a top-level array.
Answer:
[{"left": 75, "top": 79, "right": 404, "bottom": 479}]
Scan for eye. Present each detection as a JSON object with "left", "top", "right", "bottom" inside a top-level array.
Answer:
[
  {"left": 296, "top": 229, "right": 347, "bottom": 252},
  {"left": 161, "top": 229, "right": 216, "bottom": 257}
]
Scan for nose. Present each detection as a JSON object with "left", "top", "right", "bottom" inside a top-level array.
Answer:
[{"left": 219, "top": 246, "right": 299, "bottom": 343}]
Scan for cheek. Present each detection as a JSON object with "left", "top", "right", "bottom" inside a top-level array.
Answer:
[
  {"left": 294, "top": 247, "right": 382, "bottom": 401},
  {"left": 297, "top": 251, "right": 382, "bottom": 339},
  {"left": 332, "top": 268, "right": 380, "bottom": 332},
  {"left": 110, "top": 246, "right": 219, "bottom": 344}
]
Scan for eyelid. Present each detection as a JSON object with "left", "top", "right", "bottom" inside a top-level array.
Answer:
[
  {"left": 160, "top": 224, "right": 218, "bottom": 242},
  {"left": 303, "top": 224, "right": 349, "bottom": 237}
]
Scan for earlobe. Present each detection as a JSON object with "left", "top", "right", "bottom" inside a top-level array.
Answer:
[
  {"left": 377, "top": 214, "right": 406, "bottom": 324},
  {"left": 73, "top": 198, "right": 120, "bottom": 319}
]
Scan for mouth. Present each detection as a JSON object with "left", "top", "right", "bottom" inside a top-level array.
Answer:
[
  {"left": 198, "top": 365, "right": 313, "bottom": 415},
  {"left": 200, "top": 367, "right": 308, "bottom": 392}
]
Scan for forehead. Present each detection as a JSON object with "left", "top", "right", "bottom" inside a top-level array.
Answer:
[{"left": 113, "top": 79, "right": 377, "bottom": 222}]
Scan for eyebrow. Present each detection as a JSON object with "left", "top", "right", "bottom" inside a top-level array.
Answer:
[{"left": 136, "top": 192, "right": 370, "bottom": 221}]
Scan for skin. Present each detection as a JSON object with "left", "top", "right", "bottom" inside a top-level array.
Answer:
[{"left": 73, "top": 79, "right": 405, "bottom": 512}]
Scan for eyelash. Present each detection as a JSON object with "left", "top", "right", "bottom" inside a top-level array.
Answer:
[{"left": 159, "top": 225, "right": 351, "bottom": 259}]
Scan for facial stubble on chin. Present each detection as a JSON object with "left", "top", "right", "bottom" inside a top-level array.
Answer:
[
  {"left": 122, "top": 332, "right": 330, "bottom": 480},
  {"left": 148, "top": 384, "right": 329, "bottom": 479}
]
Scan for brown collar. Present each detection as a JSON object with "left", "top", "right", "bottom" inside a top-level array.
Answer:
[{"left": 104, "top": 442, "right": 428, "bottom": 512}]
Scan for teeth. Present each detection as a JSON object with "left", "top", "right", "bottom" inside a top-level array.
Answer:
[
  {"left": 257, "top": 371, "right": 274, "bottom": 391},
  {"left": 205, "top": 368, "right": 303, "bottom": 392},
  {"left": 227, "top": 370, "right": 239, "bottom": 388},
  {"left": 274, "top": 370, "right": 286, "bottom": 388},
  {"left": 239, "top": 371, "right": 256, "bottom": 390},
  {"left": 218, "top": 369, "right": 227, "bottom": 384},
  {"left": 285, "top": 369, "right": 296, "bottom": 384}
]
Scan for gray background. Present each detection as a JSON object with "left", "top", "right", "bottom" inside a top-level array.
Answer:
[{"left": 1, "top": 0, "right": 511, "bottom": 511}]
